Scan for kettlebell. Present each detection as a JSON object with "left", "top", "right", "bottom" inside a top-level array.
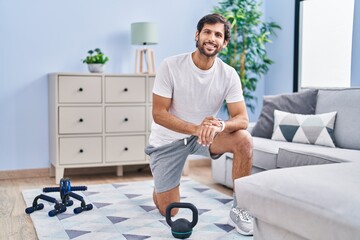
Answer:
[{"left": 166, "top": 202, "right": 198, "bottom": 239}]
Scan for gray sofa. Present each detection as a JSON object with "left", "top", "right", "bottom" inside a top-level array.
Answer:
[
  {"left": 235, "top": 162, "right": 360, "bottom": 240},
  {"left": 212, "top": 88, "right": 360, "bottom": 188},
  {"left": 212, "top": 88, "right": 360, "bottom": 239}
]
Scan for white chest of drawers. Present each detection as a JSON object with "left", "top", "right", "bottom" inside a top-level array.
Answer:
[{"left": 48, "top": 73, "right": 154, "bottom": 183}]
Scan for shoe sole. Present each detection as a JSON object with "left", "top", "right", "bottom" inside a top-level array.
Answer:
[{"left": 228, "top": 217, "right": 253, "bottom": 236}]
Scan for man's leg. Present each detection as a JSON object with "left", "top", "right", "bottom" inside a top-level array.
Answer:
[
  {"left": 210, "top": 129, "right": 254, "bottom": 236},
  {"left": 231, "top": 132, "right": 253, "bottom": 181},
  {"left": 145, "top": 139, "right": 192, "bottom": 217},
  {"left": 210, "top": 129, "right": 253, "bottom": 180},
  {"left": 153, "top": 186, "right": 180, "bottom": 216}
]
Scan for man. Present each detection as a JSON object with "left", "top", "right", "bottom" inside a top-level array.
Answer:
[{"left": 145, "top": 13, "right": 253, "bottom": 236}]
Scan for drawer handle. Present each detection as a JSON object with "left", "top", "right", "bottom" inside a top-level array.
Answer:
[
  {"left": 79, "top": 149, "right": 84, "bottom": 153},
  {"left": 124, "top": 88, "right": 128, "bottom": 92},
  {"left": 79, "top": 118, "right": 84, "bottom": 122},
  {"left": 78, "top": 87, "right": 83, "bottom": 92},
  {"left": 124, "top": 147, "right": 128, "bottom": 151},
  {"left": 124, "top": 118, "right": 128, "bottom": 122}
]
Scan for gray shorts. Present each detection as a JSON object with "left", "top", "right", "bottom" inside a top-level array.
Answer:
[{"left": 144, "top": 135, "right": 222, "bottom": 193}]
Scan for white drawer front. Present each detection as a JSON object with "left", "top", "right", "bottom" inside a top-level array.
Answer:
[
  {"left": 58, "top": 76, "right": 102, "bottom": 103},
  {"left": 105, "top": 76, "right": 145, "bottom": 103},
  {"left": 148, "top": 77, "right": 155, "bottom": 103},
  {"left": 59, "top": 107, "right": 102, "bottom": 134},
  {"left": 105, "top": 136, "right": 146, "bottom": 163},
  {"left": 105, "top": 106, "right": 145, "bottom": 132},
  {"left": 59, "top": 137, "right": 102, "bottom": 165}
]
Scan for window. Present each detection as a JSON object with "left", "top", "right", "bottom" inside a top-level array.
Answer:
[{"left": 294, "top": 0, "right": 355, "bottom": 90}]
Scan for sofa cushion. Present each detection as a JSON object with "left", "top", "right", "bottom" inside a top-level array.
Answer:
[
  {"left": 271, "top": 110, "right": 337, "bottom": 147},
  {"left": 277, "top": 147, "right": 360, "bottom": 168},
  {"left": 234, "top": 163, "right": 360, "bottom": 240},
  {"left": 252, "top": 89, "right": 318, "bottom": 139},
  {"left": 226, "top": 138, "right": 281, "bottom": 171},
  {"left": 252, "top": 137, "right": 280, "bottom": 170},
  {"left": 316, "top": 88, "right": 360, "bottom": 150},
  {"left": 253, "top": 136, "right": 360, "bottom": 169},
  {"left": 211, "top": 154, "right": 228, "bottom": 187}
]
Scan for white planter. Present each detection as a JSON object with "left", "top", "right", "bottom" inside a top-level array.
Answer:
[{"left": 87, "top": 64, "right": 105, "bottom": 73}]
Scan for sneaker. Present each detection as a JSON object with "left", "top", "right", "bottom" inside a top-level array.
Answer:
[{"left": 228, "top": 207, "right": 254, "bottom": 236}]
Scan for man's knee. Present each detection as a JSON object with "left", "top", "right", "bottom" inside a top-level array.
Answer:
[
  {"left": 154, "top": 187, "right": 180, "bottom": 216},
  {"left": 232, "top": 130, "right": 253, "bottom": 155},
  {"left": 158, "top": 202, "right": 179, "bottom": 217}
]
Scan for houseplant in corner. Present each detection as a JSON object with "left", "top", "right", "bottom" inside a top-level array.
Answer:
[
  {"left": 82, "top": 48, "right": 109, "bottom": 73},
  {"left": 213, "top": 0, "right": 281, "bottom": 113}
]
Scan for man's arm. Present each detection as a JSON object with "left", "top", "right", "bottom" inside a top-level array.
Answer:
[
  {"left": 152, "top": 93, "right": 200, "bottom": 135},
  {"left": 197, "top": 101, "right": 248, "bottom": 145},
  {"left": 152, "top": 93, "right": 248, "bottom": 145},
  {"left": 223, "top": 101, "right": 249, "bottom": 132}
]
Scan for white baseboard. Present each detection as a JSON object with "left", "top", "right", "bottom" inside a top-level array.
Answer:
[{"left": 0, "top": 164, "right": 149, "bottom": 180}]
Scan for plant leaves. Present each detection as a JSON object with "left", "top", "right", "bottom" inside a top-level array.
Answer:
[
  {"left": 83, "top": 48, "right": 109, "bottom": 64},
  {"left": 213, "top": 0, "right": 280, "bottom": 113}
]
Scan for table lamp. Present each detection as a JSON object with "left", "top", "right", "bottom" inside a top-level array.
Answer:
[{"left": 131, "top": 22, "right": 158, "bottom": 74}]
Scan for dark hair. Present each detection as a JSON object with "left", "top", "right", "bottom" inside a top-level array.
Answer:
[{"left": 197, "top": 13, "right": 231, "bottom": 43}]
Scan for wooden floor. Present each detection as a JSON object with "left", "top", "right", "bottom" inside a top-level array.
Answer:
[{"left": 0, "top": 163, "right": 232, "bottom": 240}]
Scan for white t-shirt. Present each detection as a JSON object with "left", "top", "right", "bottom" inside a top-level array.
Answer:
[{"left": 149, "top": 52, "right": 244, "bottom": 147}]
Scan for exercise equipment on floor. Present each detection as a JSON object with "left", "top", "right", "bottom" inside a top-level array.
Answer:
[
  {"left": 166, "top": 202, "right": 198, "bottom": 239},
  {"left": 25, "top": 178, "right": 93, "bottom": 217}
]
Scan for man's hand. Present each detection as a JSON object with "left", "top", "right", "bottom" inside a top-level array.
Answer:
[{"left": 197, "top": 116, "right": 222, "bottom": 146}]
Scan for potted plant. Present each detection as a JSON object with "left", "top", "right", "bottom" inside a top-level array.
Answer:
[
  {"left": 82, "top": 48, "right": 109, "bottom": 73},
  {"left": 213, "top": 0, "right": 281, "bottom": 113}
]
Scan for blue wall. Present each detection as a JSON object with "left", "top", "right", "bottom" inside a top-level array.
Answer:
[
  {"left": 264, "top": 0, "right": 295, "bottom": 95},
  {"left": 351, "top": 0, "right": 360, "bottom": 86},
  {"left": 0, "top": 0, "right": 218, "bottom": 171},
  {"left": 0, "top": 0, "right": 359, "bottom": 171}
]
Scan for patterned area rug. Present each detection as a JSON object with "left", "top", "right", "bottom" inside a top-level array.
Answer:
[{"left": 22, "top": 178, "right": 252, "bottom": 240}]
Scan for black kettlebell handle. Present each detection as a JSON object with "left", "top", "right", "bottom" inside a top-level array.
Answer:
[{"left": 166, "top": 202, "right": 198, "bottom": 228}]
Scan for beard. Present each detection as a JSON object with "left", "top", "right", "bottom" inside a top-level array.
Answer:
[{"left": 196, "top": 40, "right": 222, "bottom": 58}]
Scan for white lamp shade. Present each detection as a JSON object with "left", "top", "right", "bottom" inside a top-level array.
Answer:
[{"left": 131, "top": 22, "right": 158, "bottom": 45}]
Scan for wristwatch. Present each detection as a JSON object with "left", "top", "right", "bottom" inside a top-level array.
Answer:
[{"left": 219, "top": 120, "right": 226, "bottom": 132}]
